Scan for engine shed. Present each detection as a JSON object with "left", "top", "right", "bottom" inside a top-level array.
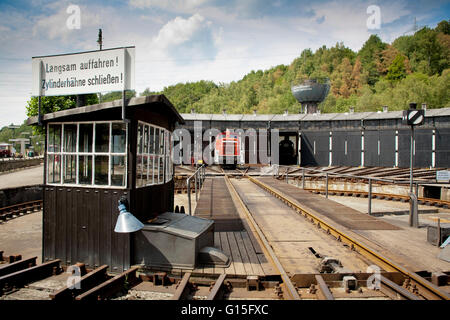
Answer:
[{"left": 27, "top": 95, "right": 184, "bottom": 272}]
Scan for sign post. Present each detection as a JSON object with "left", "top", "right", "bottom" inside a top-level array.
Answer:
[
  {"left": 436, "top": 170, "right": 450, "bottom": 182},
  {"left": 32, "top": 47, "right": 135, "bottom": 122},
  {"left": 402, "top": 102, "right": 425, "bottom": 227}
]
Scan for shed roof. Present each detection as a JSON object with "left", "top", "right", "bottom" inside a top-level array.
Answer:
[{"left": 271, "top": 114, "right": 305, "bottom": 121}]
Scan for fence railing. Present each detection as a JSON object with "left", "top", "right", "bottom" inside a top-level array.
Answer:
[{"left": 186, "top": 164, "right": 206, "bottom": 216}]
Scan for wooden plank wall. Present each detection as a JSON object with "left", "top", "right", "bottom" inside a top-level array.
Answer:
[{"left": 43, "top": 187, "right": 130, "bottom": 273}]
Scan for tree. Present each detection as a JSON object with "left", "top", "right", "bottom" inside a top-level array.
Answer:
[
  {"left": 436, "top": 20, "right": 450, "bottom": 35},
  {"left": 357, "top": 35, "right": 387, "bottom": 85},
  {"left": 26, "top": 94, "right": 98, "bottom": 134},
  {"left": 350, "top": 56, "right": 364, "bottom": 94},
  {"left": 26, "top": 94, "right": 98, "bottom": 118},
  {"left": 100, "top": 90, "right": 136, "bottom": 102},
  {"left": 386, "top": 54, "right": 408, "bottom": 81}
]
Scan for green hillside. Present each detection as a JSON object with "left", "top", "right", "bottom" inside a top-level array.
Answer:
[{"left": 142, "top": 20, "right": 450, "bottom": 114}]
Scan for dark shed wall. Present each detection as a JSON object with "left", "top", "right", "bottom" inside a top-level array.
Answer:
[
  {"left": 43, "top": 186, "right": 130, "bottom": 272},
  {"left": 364, "top": 130, "right": 379, "bottom": 166},
  {"left": 132, "top": 181, "right": 174, "bottom": 222},
  {"left": 301, "top": 131, "right": 329, "bottom": 166},
  {"left": 435, "top": 128, "right": 450, "bottom": 168},
  {"left": 332, "top": 131, "right": 362, "bottom": 166},
  {"left": 179, "top": 113, "right": 450, "bottom": 168},
  {"left": 414, "top": 129, "right": 432, "bottom": 168},
  {"left": 379, "top": 130, "right": 395, "bottom": 167}
]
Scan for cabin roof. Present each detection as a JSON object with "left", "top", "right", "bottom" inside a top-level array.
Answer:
[{"left": 27, "top": 94, "right": 185, "bottom": 125}]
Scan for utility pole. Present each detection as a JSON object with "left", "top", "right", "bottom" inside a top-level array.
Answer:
[
  {"left": 97, "top": 29, "right": 103, "bottom": 51},
  {"left": 97, "top": 29, "right": 103, "bottom": 104}
]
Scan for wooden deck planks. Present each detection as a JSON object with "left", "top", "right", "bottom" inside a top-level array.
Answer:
[
  {"left": 239, "top": 231, "right": 265, "bottom": 276},
  {"left": 233, "top": 231, "right": 254, "bottom": 275},
  {"left": 226, "top": 232, "right": 246, "bottom": 275},
  {"left": 219, "top": 232, "right": 236, "bottom": 275}
]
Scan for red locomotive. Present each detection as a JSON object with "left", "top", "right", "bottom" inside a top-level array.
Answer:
[
  {"left": 214, "top": 130, "right": 242, "bottom": 168},
  {"left": 0, "top": 144, "right": 12, "bottom": 158}
]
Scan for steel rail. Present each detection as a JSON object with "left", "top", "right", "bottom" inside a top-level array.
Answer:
[
  {"left": 0, "top": 257, "right": 37, "bottom": 277},
  {"left": 315, "top": 275, "right": 334, "bottom": 300},
  {"left": 0, "top": 259, "right": 61, "bottom": 294},
  {"left": 171, "top": 272, "right": 192, "bottom": 300},
  {"left": 247, "top": 176, "right": 450, "bottom": 300},
  {"left": 0, "top": 200, "right": 43, "bottom": 220},
  {"left": 380, "top": 275, "right": 421, "bottom": 300},
  {"left": 207, "top": 274, "right": 227, "bottom": 300},
  {"left": 224, "top": 175, "right": 301, "bottom": 300}
]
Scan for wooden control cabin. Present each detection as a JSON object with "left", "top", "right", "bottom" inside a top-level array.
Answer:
[{"left": 27, "top": 95, "right": 184, "bottom": 272}]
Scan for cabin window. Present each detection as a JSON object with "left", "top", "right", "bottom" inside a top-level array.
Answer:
[
  {"left": 46, "top": 121, "right": 128, "bottom": 188},
  {"left": 136, "top": 121, "right": 173, "bottom": 188}
]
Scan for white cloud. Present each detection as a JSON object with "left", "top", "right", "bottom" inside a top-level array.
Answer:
[{"left": 153, "top": 13, "right": 206, "bottom": 48}]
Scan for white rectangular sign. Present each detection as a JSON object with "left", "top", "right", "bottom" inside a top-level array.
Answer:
[
  {"left": 32, "top": 47, "right": 135, "bottom": 96},
  {"left": 436, "top": 170, "right": 450, "bottom": 182}
]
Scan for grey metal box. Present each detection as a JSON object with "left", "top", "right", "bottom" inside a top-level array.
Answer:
[
  {"left": 133, "top": 212, "right": 214, "bottom": 269},
  {"left": 427, "top": 223, "right": 450, "bottom": 246}
]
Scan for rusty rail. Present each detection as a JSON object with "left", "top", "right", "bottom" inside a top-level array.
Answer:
[
  {"left": 380, "top": 275, "right": 421, "bottom": 300},
  {"left": 315, "top": 275, "right": 334, "bottom": 300},
  {"left": 0, "top": 259, "right": 61, "bottom": 294},
  {"left": 207, "top": 274, "right": 227, "bottom": 300},
  {"left": 0, "top": 257, "right": 37, "bottom": 277},
  {"left": 171, "top": 272, "right": 192, "bottom": 300},
  {"left": 0, "top": 200, "right": 43, "bottom": 222}
]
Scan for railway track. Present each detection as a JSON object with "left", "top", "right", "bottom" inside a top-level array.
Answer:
[
  {"left": 1, "top": 171, "right": 448, "bottom": 300},
  {"left": 222, "top": 173, "right": 449, "bottom": 300},
  {"left": 243, "top": 175, "right": 450, "bottom": 300},
  {"left": 224, "top": 175, "right": 301, "bottom": 300},
  {"left": 0, "top": 200, "right": 42, "bottom": 222},
  {"left": 0, "top": 254, "right": 142, "bottom": 300}
]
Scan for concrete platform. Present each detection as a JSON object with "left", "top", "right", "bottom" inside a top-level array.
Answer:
[
  {"left": 0, "top": 210, "right": 42, "bottom": 262},
  {"left": 0, "top": 164, "right": 43, "bottom": 189}
]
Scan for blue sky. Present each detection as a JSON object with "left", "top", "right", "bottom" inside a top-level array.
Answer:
[{"left": 0, "top": 0, "right": 448, "bottom": 127}]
